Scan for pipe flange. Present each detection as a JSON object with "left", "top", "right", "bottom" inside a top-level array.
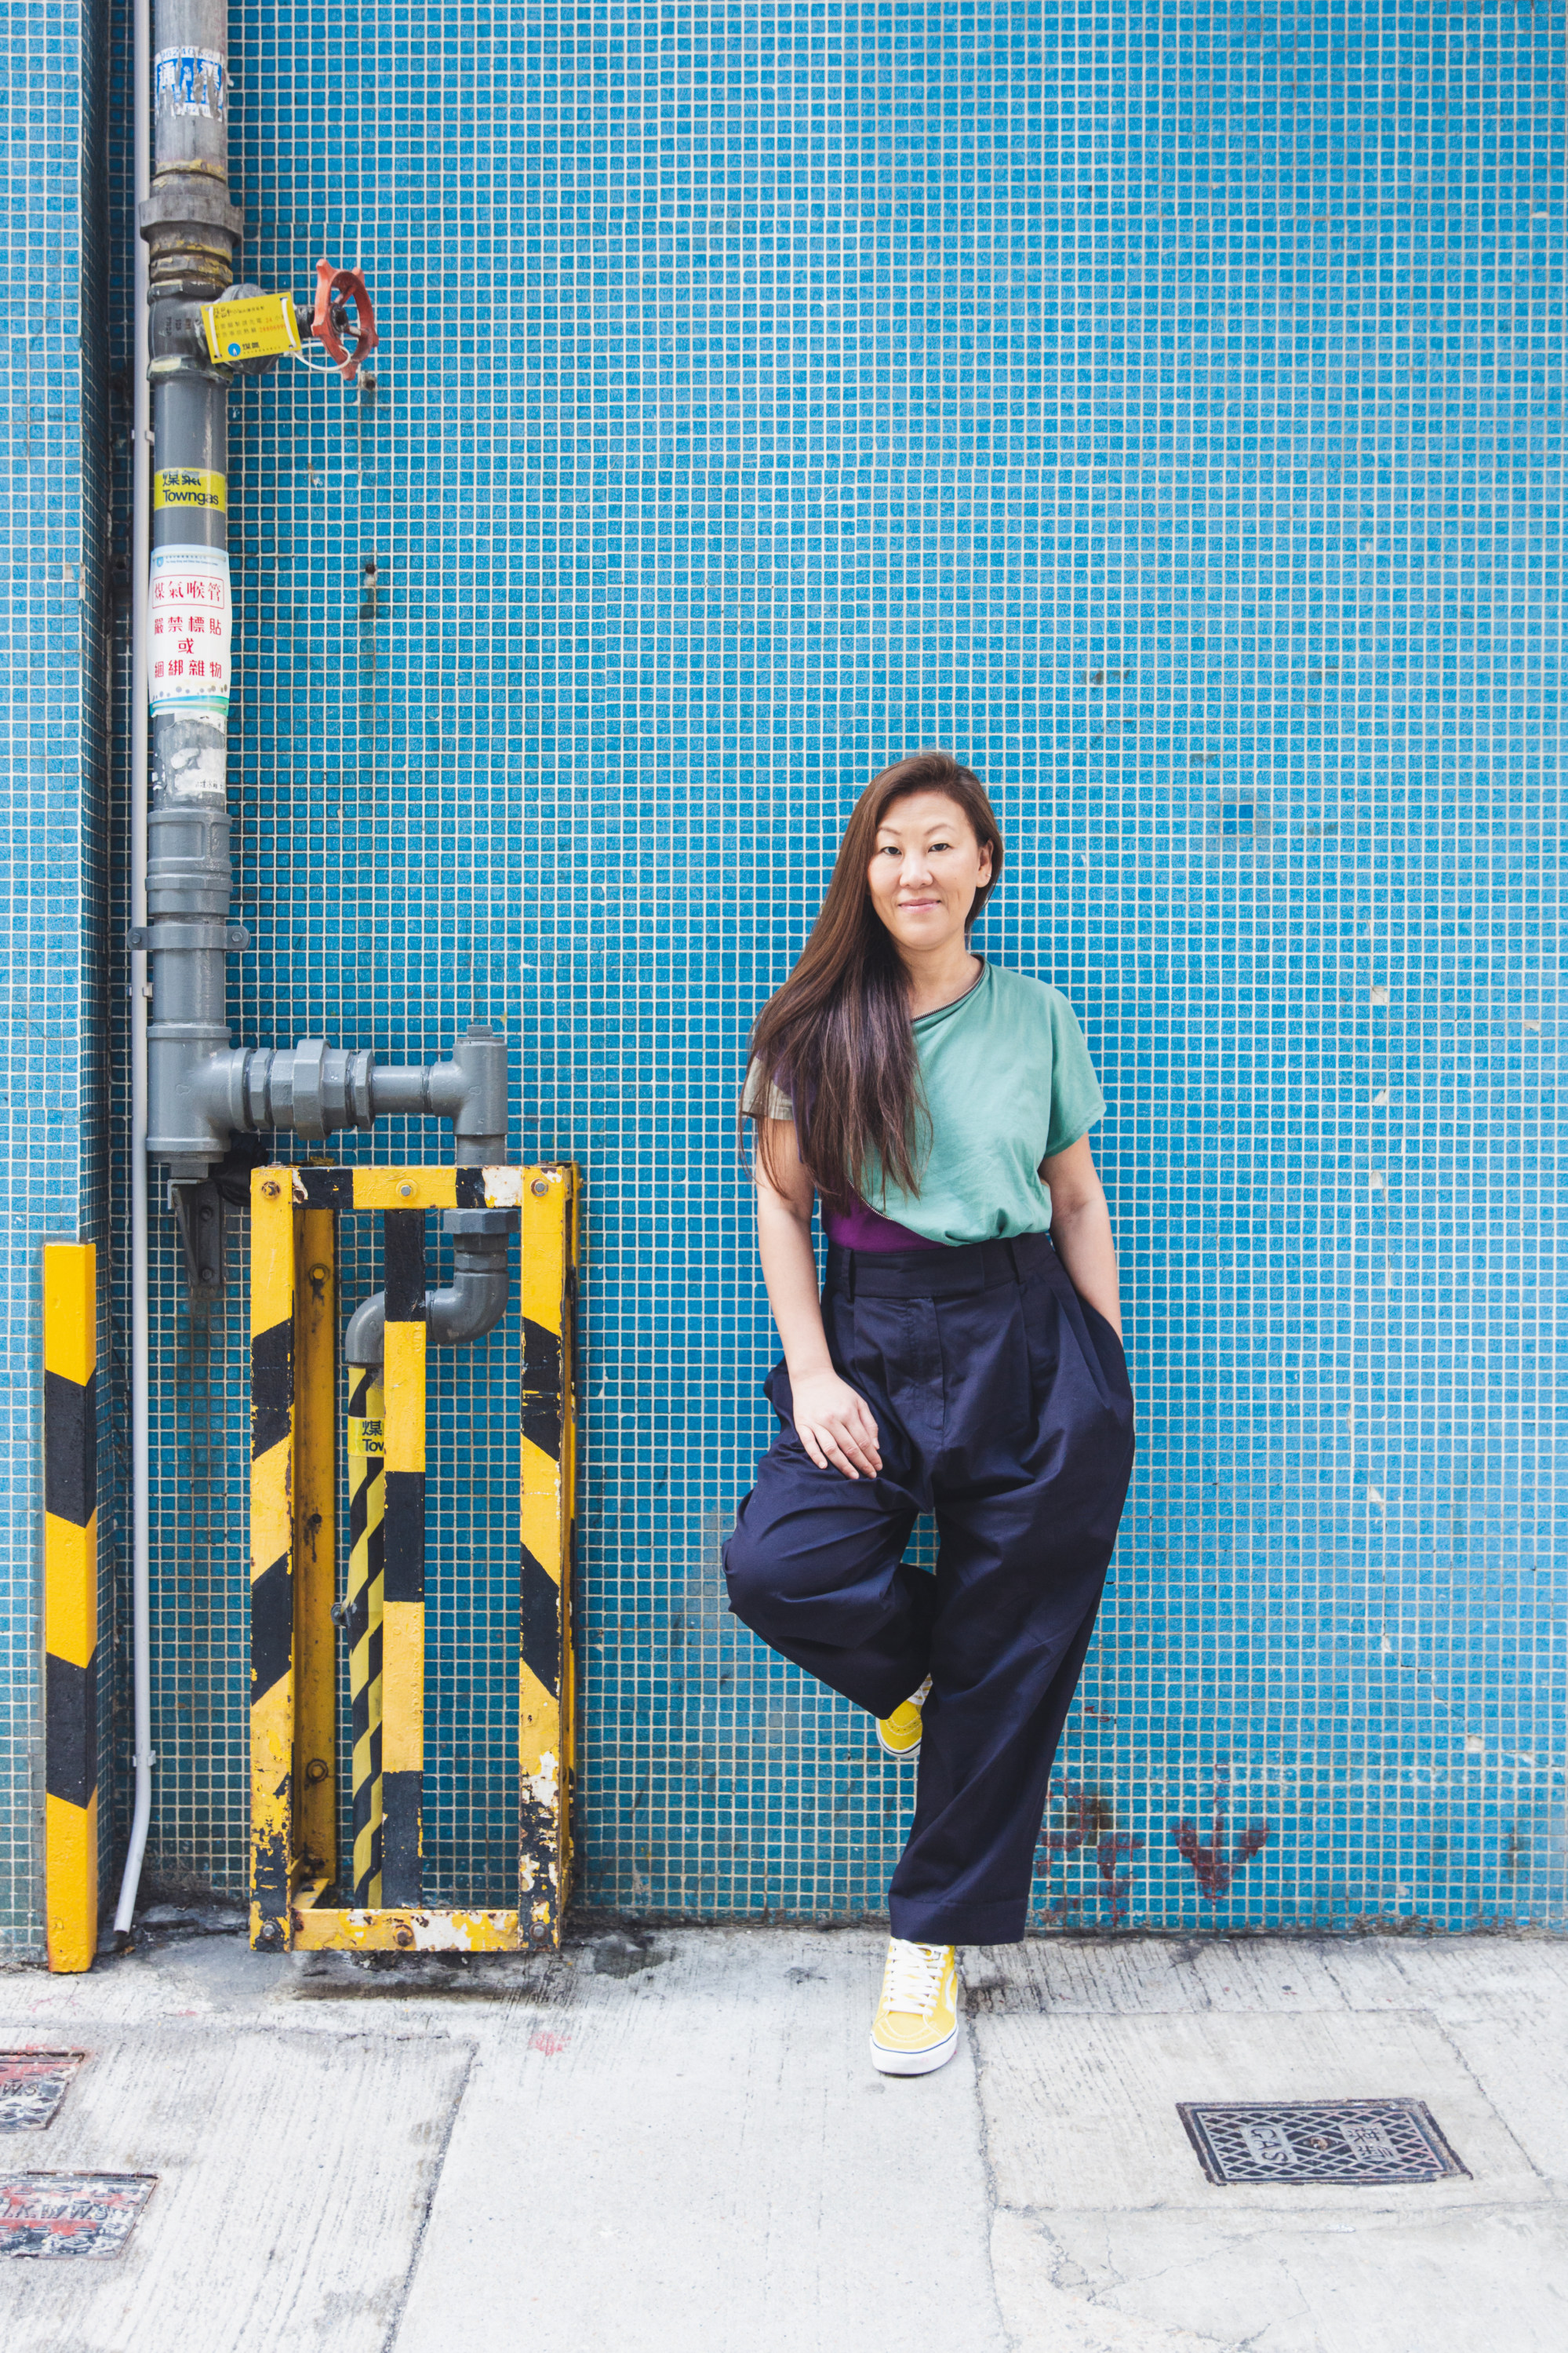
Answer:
[
  {"left": 289, "top": 1038, "right": 327, "bottom": 1141},
  {"left": 443, "top": 1207, "right": 519, "bottom": 1237},
  {"left": 138, "top": 184, "right": 246, "bottom": 240},
  {"left": 344, "top": 1048, "right": 377, "bottom": 1130}
]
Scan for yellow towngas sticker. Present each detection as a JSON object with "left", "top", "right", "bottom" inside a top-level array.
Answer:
[
  {"left": 201, "top": 290, "right": 304, "bottom": 367},
  {"left": 153, "top": 468, "right": 227, "bottom": 513}
]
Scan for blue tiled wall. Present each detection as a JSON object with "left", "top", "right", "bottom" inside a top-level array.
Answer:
[{"left": 7, "top": 2, "right": 1564, "bottom": 1951}]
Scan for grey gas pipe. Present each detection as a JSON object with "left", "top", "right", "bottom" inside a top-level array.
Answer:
[
  {"left": 118, "top": 0, "right": 513, "bottom": 1949},
  {"left": 135, "top": 0, "right": 508, "bottom": 1273}
]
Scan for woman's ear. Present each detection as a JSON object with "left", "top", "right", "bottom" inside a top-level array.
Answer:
[{"left": 977, "top": 843, "right": 995, "bottom": 886}]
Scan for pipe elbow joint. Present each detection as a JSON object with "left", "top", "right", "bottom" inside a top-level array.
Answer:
[
  {"left": 426, "top": 1263, "right": 511, "bottom": 1350},
  {"left": 344, "top": 1209, "right": 515, "bottom": 1369},
  {"left": 428, "top": 1211, "right": 515, "bottom": 1346},
  {"left": 344, "top": 1290, "right": 385, "bottom": 1370}
]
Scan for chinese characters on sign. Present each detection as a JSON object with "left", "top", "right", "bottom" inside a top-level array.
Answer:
[
  {"left": 148, "top": 548, "right": 232, "bottom": 718},
  {"left": 153, "top": 47, "right": 225, "bottom": 121}
]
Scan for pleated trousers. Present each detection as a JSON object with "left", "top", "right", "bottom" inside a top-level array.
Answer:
[{"left": 724, "top": 1228, "right": 1136, "bottom": 1945}]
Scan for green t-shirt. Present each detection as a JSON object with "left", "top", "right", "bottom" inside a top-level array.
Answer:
[{"left": 748, "top": 962, "right": 1106, "bottom": 1246}]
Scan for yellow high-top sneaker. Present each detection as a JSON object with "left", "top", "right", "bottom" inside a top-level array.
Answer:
[
  {"left": 870, "top": 1937, "right": 959, "bottom": 2074},
  {"left": 875, "top": 1675, "right": 932, "bottom": 1759}
]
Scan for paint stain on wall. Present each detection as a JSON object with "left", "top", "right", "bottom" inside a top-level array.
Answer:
[{"left": 1171, "top": 1812, "right": 1271, "bottom": 1902}]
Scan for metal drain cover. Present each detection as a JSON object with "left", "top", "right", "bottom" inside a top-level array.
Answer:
[
  {"left": 0, "top": 2173, "right": 157, "bottom": 2257},
  {"left": 0, "top": 2052, "right": 85, "bottom": 2132},
  {"left": 1178, "top": 2099, "right": 1468, "bottom": 2187}
]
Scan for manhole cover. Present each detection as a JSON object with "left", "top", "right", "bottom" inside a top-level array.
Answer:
[
  {"left": 0, "top": 2052, "right": 85, "bottom": 2132},
  {"left": 1177, "top": 2099, "right": 1468, "bottom": 2187},
  {"left": 0, "top": 2173, "right": 157, "bottom": 2258}
]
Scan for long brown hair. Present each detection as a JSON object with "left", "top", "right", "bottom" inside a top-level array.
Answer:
[{"left": 746, "top": 750, "right": 1005, "bottom": 1209}]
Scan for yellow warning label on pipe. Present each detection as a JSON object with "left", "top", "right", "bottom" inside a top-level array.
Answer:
[
  {"left": 201, "top": 290, "right": 304, "bottom": 366},
  {"left": 154, "top": 468, "right": 227, "bottom": 514}
]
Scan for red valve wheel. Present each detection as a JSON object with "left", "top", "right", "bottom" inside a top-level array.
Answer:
[{"left": 311, "top": 260, "right": 380, "bottom": 384}]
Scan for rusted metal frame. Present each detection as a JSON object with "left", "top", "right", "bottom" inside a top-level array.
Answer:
[{"left": 249, "top": 1162, "right": 577, "bottom": 1956}]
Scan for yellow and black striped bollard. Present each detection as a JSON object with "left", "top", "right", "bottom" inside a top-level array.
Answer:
[
  {"left": 345, "top": 1367, "right": 385, "bottom": 1904},
  {"left": 43, "top": 1244, "right": 98, "bottom": 1972}
]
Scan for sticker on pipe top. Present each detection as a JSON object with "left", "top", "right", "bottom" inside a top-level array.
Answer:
[
  {"left": 153, "top": 468, "right": 227, "bottom": 515},
  {"left": 148, "top": 548, "right": 231, "bottom": 718},
  {"left": 154, "top": 47, "right": 225, "bottom": 121},
  {"left": 201, "top": 293, "right": 303, "bottom": 368}
]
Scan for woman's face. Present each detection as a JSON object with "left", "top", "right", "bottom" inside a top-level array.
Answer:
[{"left": 866, "top": 791, "right": 993, "bottom": 957}]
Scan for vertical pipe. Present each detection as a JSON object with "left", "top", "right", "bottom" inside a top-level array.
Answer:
[
  {"left": 115, "top": 0, "right": 155, "bottom": 1951},
  {"left": 142, "top": 0, "right": 242, "bottom": 1175}
]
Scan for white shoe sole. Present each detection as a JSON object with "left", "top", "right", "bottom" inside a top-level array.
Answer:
[
  {"left": 869, "top": 2024, "right": 959, "bottom": 2076},
  {"left": 875, "top": 1724, "right": 921, "bottom": 1760}
]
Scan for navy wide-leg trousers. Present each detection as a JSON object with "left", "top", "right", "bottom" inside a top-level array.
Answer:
[{"left": 723, "top": 1229, "right": 1136, "bottom": 1946}]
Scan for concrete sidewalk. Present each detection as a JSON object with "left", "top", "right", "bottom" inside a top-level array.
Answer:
[{"left": 0, "top": 1923, "right": 1563, "bottom": 2351}]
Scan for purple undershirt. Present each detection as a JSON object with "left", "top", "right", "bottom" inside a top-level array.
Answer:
[
  {"left": 764, "top": 1035, "right": 958, "bottom": 1252},
  {"left": 823, "top": 1197, "right": 942, "bottom": 1253}
]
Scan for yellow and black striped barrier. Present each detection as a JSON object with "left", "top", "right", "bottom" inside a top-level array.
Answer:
[
  {"left": 249, "top": 1175, "right": 297, "bottom": 1950},
  {"left": 345, "top": 1367, "right": 384, "bottom": 1906},
  {"left": 249, "top": 1164, "right": 577, "bottom": 1953},
  {"left": 380, "top": 1209, "right": 427, "bottom": 1906},
  {"left": 43, "top": 1243, "right": 98, "bottom": 1973},
  {"left": 295, "top": 1208, "right": 339, "bottom": 1890},
  {"left": 519, "top": 1168, "right": 577, "bottom": 1951}
]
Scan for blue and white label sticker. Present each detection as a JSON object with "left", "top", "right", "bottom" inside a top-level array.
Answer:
[
  {"left": 148, "top": 548, "right": 232, "bottom": 719},
  {"left": 154, "top": 47, "right": 225, "bottom": 121}
]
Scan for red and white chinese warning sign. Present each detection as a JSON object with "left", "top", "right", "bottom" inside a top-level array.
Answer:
[{"left": 148, "top": 546, "right": 231, "bottom": 716}]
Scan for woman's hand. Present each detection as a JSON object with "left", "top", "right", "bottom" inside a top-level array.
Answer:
[
  {"left": 751, "top": 1115, "right": 883, "bottom": 1480},
  {"left": 789, "top": 1368, "right": 883, "bottom": 1481}
]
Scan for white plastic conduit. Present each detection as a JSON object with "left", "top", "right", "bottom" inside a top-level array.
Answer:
[{"left": 114, "top": 0, "right": 155, "bottom": 1946}]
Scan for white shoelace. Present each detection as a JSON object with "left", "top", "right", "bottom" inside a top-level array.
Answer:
[{"left": 882, "top": 1937, "right": 948, "bottom": 2020}]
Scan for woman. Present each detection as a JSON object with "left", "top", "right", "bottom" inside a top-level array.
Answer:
[{"left": 725, "top": 749, "right": 1135, "bottom": 2076}]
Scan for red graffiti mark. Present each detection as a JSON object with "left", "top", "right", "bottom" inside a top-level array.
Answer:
[
  {"left": 1039, "top": 1783, "right": 1143, "bottom": 1925},
  {"left": 1170, "top": 1813, "right": 1271, "bottom": 1901},
  {"left": 528, "top": 2028, "right": 569, "bottom": 2056},
  {"left": 1096, "top": 1831, "right": 1144, "bottom": 1926},
  {"left": 1040, "top": 1779, "right": 1094, "bottom": 1855}
]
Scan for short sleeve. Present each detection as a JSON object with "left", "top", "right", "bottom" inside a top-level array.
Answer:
[
  {"left": 742, "top": 1057, "right": 793, "bottom": 1121},
  {"left": 1043, "top": 993, "right": 1106, "bottom": 1156}
]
